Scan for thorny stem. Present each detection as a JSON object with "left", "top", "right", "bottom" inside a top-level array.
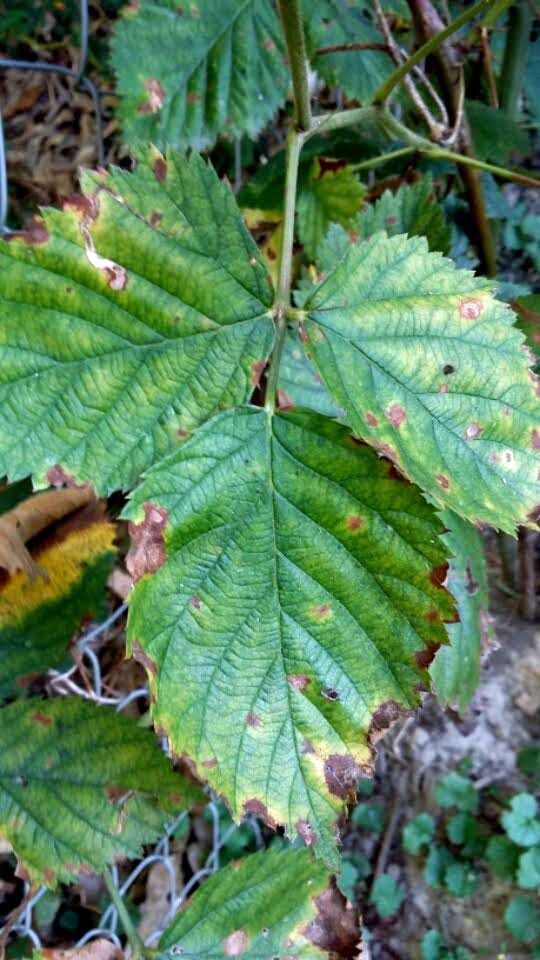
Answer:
[
  {"left": 373, "top": 0, "right": 493, "bottom": 104},
  {"left": 277, "top": 0, "right": 312, "bottom": 132},
  {"left": 103, "top": 869, "right": 147, "bottom": 960}
]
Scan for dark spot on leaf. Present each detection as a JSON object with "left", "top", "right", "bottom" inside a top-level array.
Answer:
[
  {"left": 287, "top": 674, "right": 310, "bottom": 690},
  {"left": 126, "top": 502, "right": 168, "bottom": 581},
  {"left": 14, "top": 776, "right": 28, "bottom": 788},
  {"left": 465, "top": 562, "right": 479, "bottom": 594},
  {"left": 251, "top": 360, "right": 266, "bottom": 387},
  {"left": 296, "top": 819, "right": 317, "bottom": 846},
  {"left": 324, "top": 754, "right": 361, "bottom": 799},
  {"left": 415, "top": 642, "right": 440, "bottom": 669},
  {"left": 443, "top": 364, "right": 455, "bottom": 375},
  {"left": 242, "top": 798, "right": 277, "bottom": 828},
  {"left": 131, "top": 640, "right": 158, "bottom": 677},
  {"left": 385, "top": 215, "right": 397, "bottom": 225},
  {"left": 302, "top": 739, "right": 316, "bottom": 754},
  {"left": 436, "top": 474, "right": 450, "bottom": 489},
  {"left": 149, "top": 211, "right": 163, "bottom": 226},
  {"left": 223, "top": 931, "right": 249, "bottom": 957},
  {"left": 424, "top": 609, "right": 439, "bottom": 623},
  {"left": 368, "top": 700, "right": 404, "bottom": 747},
  {"left": 263, "top": 38, "right": 276, "bottom": 50},
  {"left": 459, "top": 298, "right": 483, "bottom": 320},
  {"left": 531, "top": 429, "right": 540, "bottom": 449},
  {"left": 190, "top": 594, "right": 202, "bottom": 609},
  {"left": 246, "top": 712, "right": 262, "bottom": 728},
  {"left": 365, "top": 412, "right": 378, "bottom": 428},
  {"left": 304, "top": 885, "right": 359, "bottom": 958},
  {"left": 299, "top": 325, "right": 308, "bottom": 343},
  {"left": 62, "top": 193, "right": 99, "bottom": 220},
  {"left": 104, "top": 265, "right": 128, "bottom": 291},
  {"left": 490, "top": 452, "right": 500, "bottom": 462},
  {"left": 310, "top": 603, "right": 332, "bottom": 621},
  {"left": 177, "top": 428, "right": 190, "bottom": 438},
  {"left": 153, "top": 158, "right": 167, "bottom": 182},
  {"left": 32, "top": 711, "right": 52, "bottom": 727},
  {"left": 346, "top": 514, "right": 363, "bottom": 531},
  {"left": 387, "top": 463, "right": 408, "bottom": 484},
  {"left": 373, "top": 441, "right": 398, "bottom": 463},
  {"left": 322, "top": 688, "right": 339, "bottom": 701},
  {"left": 386, "top": 404, "right": 406, "bottom": 428}
]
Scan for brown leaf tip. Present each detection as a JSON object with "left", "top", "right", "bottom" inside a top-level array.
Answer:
[
  {"left": 305, "top": 886, "right": 360, "bottom": 958},
  {"left": 126, "top": 502, "right": 168, "bottom": 581},
  {"left": 223, "top": 930, "right": 249, "bottom": 957},
  {"left": 368, "top": 700, "right": 404, "bottom": 747},
  {"left": 324, "top": 753, "right": 361, "bottom": 799},
  {"left": 242, "top": 798, "right": 277, "bottom": 829}
]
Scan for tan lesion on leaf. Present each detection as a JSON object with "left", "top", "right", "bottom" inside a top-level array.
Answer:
[
  {"left": 323, "top": 754, "right": 362, "bottom": 800},
  {"left": 223, "top": 931, "right": 249, "bottom": 957},
  {"left": 126, "top": 502, "right": 168, "bottom": 581},
  {"left": 138, "top": 77, "right": 166, "bottom": 114}
]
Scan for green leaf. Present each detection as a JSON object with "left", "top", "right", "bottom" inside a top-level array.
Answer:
[
  {"left": 352, "top": 176, "right": 451, "bottom": 254},
  {"left": 517, "top": 744, "right": 540, "bottom": 782},
  {"left": 504, "top": 895, "right": 540, "bottom": 944},
  {"left": 278, "top": 332, "right": 343, "bottom": 419},
  {"left": 517, "top": 846, "right": 540, "bottom": 890},
  {"left": 0, "top": 501, "right": 116, "bottom": 697},
  {"left": 337, "top": 858, "right": 360, "bottom": 900},
  {"left": 435, "top": 773, "right": 477, "bottom": 814},
  {"left": 0, "top": 149, "right": 274, "bottom": 494},
  {"left": 302, "top": 232, "right": 540, "bottom": 533},
  {"left": 0, "top": 698, "right": 201, "bottom": 887},
  {"left": 350, "top": 802, "right": 385, "bottom": 834},
  {"left": 297, "top": 159, "right": 365, "bottom": 260},
  {"left": 304, "top": 0, "right": 393, "bottom": 105},
  {"left": 369, "top": 873, "right": 405, "bottom": 918},
  {"left": 424, "top": 845, "right": 455, "bottom": 888},
  {"left": 158, "top": 847, "right": 332, "bottom": 960},
  {"left": 112, "top": 0, "right": 288, "bottom": 151},
  {"left": 402, "top": 812, "right": 435, "bottom": 854},
  {"left": 445, "top": 813, "right": 483, "bottom": 856},
  {"left": 485, "top": 834, "right": 520, "bottom": 880},
  {"left": 124, "top": 405, "right": 454, "bottom": 867},
  {"left": 466, "top": 100, "right": 530, "bottom": 162},
  {"left": 443, "top": 861, "right": 480, "bottom": 898},
  {"left": 430, "top": 510, "right": 491, "bottom": 713},
  {"left": 502, "top": 793, "right": 540, "bottom": 848},
  {"left": 420, "top": 930, "right": 444, "bottom": 960}
]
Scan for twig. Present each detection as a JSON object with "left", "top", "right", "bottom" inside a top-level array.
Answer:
[
  {"left": 372, "top": 786, "right": 405, "bottom": 883},
  {"left": 315, "top": 41, "right": 390, "bottom": 55}
]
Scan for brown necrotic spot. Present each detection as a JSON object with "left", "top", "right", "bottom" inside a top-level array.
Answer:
[
  {"left": 373, "top": 441, "right": 398, "bottom": 463},
  {"left": 32, "top": 711, "right": 52, "bottom": 727},
  {"left": 223, "top": 931, "right": 249, "bottom": 957},
  {"left": 190, "top": 594, "right": 202, "bottom": 609},
  {"left": 436, "top": 474, "right": 450, "bottom": 489},
  {"left": 277, "top": 389, "right": 294, "bottom": 410},
  {"left": 324, "top": 754, "right": 361, "bottom": 799},
  {"left": 365, "top": 412, "right": 378, "bottom": 428},
  {"left": 424, "top": 608, "right": 439, "bottom": 623},
  {"left": 153, "top": 158, "right": 167, "bottom": 182},
  {"left": 465, "top": 423, "right": 482, "bottom": 441},
  {"left": 322, "top": 688, "right": 339, "bottom": 701},
  {"left": 531, "top": 429, "right": 540, "bottom": 449},
  {"left": 443, "top": 364, "right": 455, "bottom": 375},
  {"left": 139, "top": 78, "right": 165, "bottom": 114},
  {"left": 287, "top": 674, "right": 310, "bottom": 690},
  {"left": 304, "top": 886, "right": 360, "bottom": 959},
  {"left": 202, "top": 757, "right": 218, "bottom": 768},
  {"left": 430, "top": 563, "right": 448, "bottom": 587},
  {"left": 459, "top": 298, "right": 483, "bottom": 320},
  {"left": 149, "top": 211, "right": 163, "bottom": 227},
  {"left": 250, "top": 360, "right": 266, "bottom": 387},
  {"left": 386, "top": 403, "right": 407, "bottom": 430},
  {"left": 310, "top": 603, "right": 332, "bottom": 621},
  {"left": 245, "top": 712, "right": 262, "bottom": 728},
  {"left": 346, "top": 514, "right": 363, "bottom": 531},
  {"left": 368, "top": 700, "right": 404, "bottom": 747},
  {"left": 415, "top": 642, "right": 440, "bottom": 669},
  {"left": 126, "top": 503, "right": 168, "bottom": 581},
  {"left": 242, "top": 798, "right": 277, "bottom": 829},
  {"left": 8, "top": 218, "right": 49, "bottom": 245},
  {"left": 296, "top": 819, "right": 316, "bottom": 846}
]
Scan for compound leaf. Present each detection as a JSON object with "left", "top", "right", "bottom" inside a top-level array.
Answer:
[
  {"left": 0, "top": 149, "right": 274, "bottom": 493},
  {"left": 0, "top": 496, "right": 116, "bottom": 697},
  {"left": 124, "top": 405, "right": 454, "bottom": 867},
  {"left": 302, "top": 232, "right": 540, "bottom": 532},
  {"left": 0, "top": 697, "right": 202, "bottom": 887},
  {"left": 158, "top": 847, "right": 333, "bottom": 960},
  {"left": 112, "top": 0, "right": 288, "bottom": 151},
  {"left": 430, "top": 510, "right": 492, "bottom": 714}
]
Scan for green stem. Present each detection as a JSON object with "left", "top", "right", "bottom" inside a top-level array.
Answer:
[
  {"left": 372, "top": 0, "right": 493, "bottom": 104},
  {"left": 277, "top": 0, "right": 312, "bottom": 131},
  {"left": 305, "top": 105, "right": 377, "bottom": 140},
  {"left": 348, "top": 145, "right": 418, "bottom": 174},
  {"left": 499, "top": 0, "right": 533, "bottom": 120},
  {"left": 265, "top": 128, "right": 303, "bottom": 412},
  {"left": 103, "top": 869, "right": 146, "bottom": 960}
]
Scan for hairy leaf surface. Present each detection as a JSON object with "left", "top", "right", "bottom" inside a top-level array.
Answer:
[
  {"left": 158, "top": 848, "right": 331, "bottom": 960},
  {"left": 0, "top": 698, "right": 202, "bottom": 886},
  {"left": 125, "top": 406, "right": 454, "bottom": 866},
  {"left": 430, "top": 511, "right": 492, "bottom": 713},
  {"left": 112, "top": 0, "right": 288, "bottom": 151},
  {"left": 302, "top": 232, "right": 540, "bottom": 532},
  {"left": 0, "top": 150, "right": 274, "bottom": 493},
  {"left": 0, "top": 499, "right": 116, "bottom": 697}
]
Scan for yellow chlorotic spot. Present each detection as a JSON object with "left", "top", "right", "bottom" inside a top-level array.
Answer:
[{"left": 0, "top": 522, "right": 116, "bottom": 624}]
